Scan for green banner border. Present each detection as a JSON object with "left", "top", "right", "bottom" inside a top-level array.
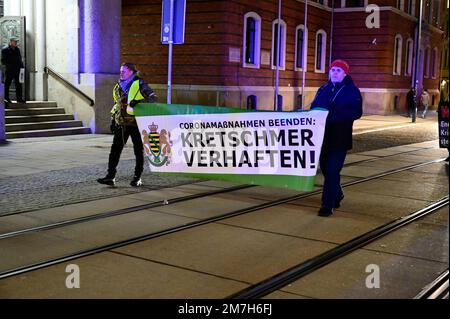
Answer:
[
  {"left": 134, "top": 103, "right": 328, "bottom": 117},
  {"left": 150, "top": 171, "right": 316, "bottom": 191}
]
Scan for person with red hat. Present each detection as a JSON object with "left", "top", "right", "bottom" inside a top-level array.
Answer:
[{"left": 310, "top": 59, "right": 363, "bottom": 217}]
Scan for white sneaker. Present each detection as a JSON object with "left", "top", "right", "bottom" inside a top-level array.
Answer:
[{"left": 130, "top": 177, "right": 143, "bottom": 187}]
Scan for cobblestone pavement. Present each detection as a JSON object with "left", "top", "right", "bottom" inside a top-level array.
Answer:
[
  {"left": 0, "top": 161, "right": 197, "bottom": 216},
  {"left": 0, "top": 135, "right": 197, "bottom": 216},
  {"left": 0, "top": 113, "right": 444, "bottom": 216},
  {"left": 351, "top": 114, "right": 441, "bottom": 153}
]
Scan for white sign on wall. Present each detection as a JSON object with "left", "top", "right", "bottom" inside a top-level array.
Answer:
[
  {"left": 229, "top": 47, "right": 240, "bottom": 63},
  {"left": 261, "top": 50, "right": 271, "bottom": 66}
]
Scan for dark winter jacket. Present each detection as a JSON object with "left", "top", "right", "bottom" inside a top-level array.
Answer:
[
  {"left": 311, "top": 75, "right": 363, "bottom": 151},
  {"left": 406, "top": 89, "right": 416, "bottom": 108},
  {"left": 1, "top": 45, "right": 24, "bottom": 73}
]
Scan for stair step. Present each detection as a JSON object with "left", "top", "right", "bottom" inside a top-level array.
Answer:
[
  {"left": 6, "top": 114, "right": 74, "bottom": 124},
  {"left": 6, "top": 127, "right": 91, "bottom": 139},
  {"left": 5, "top": 108, "right": 66, "bottom": 116},
  {"left": 6, "top": 101, "right": 58, "bottom": 109},
  {"left": 6, "top": 120, "right": 84, "bottom": 132}
]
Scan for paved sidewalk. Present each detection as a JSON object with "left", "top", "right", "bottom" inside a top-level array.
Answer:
[
  {"left": 0, "top": 113, "right": 439, "bottom": 177},
  {"left": 0, "top": 113, "right": 440, "bottom": 216}
]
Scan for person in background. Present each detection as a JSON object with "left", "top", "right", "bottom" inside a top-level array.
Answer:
[
  {"left": 97, "top": 62, "right": 157, "bottom": 187},
  {"left": 1, "top": 36, "right": 25, "bottom": 104},
  {"left": 406, "top": 87, "right": 416, "bottom": 119},
  {"left": 420, "top": 89, "right": 430, "bottom": 119},
  {"left": 310, "top": 60, "right": 363, "bottom": 217}
]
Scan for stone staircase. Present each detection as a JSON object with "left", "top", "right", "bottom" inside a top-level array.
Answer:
[{"left": 5, "top": 101, "right": 91, "bottom": 139}]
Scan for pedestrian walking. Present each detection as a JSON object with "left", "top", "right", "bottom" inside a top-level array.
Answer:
[
  {"left": 310, "top": 59, "right": 363, "bottom": 217},
  {"left": 97, "top": 63, "right": 157, "bottom": 187},
  {"left": 1, "top": 36, "right": 25, "bottom": 104},
  {"left": 420, "top": 89, "right": 430, "bottom": 119}
]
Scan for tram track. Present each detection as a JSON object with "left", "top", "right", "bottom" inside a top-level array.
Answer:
[
  {"left": 0, "top": 146, "right": 437, "bottom": 241},
  {"left": 229, "top": 196, "right": 449, "bottom": 298},
  {"left": 0, "top": 157, "right": 445, "bottom": 280},
  {"left": 414, "top": 270, "right": 449, "bottom": 299}
]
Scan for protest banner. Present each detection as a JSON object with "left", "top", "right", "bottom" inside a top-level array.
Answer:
[
  {"left": 438, "top": 100, "right": 449, "bottom": 149},
  {"left": 134, "top": 103, "right": 328, "bottom": 191}
]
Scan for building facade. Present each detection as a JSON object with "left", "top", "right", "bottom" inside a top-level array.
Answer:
[
  {"left": 1, "top": 0, "right": 447, "bottom": 135},
  {"left": 123, "top": 0, "right": 446, "bottom": 114}
]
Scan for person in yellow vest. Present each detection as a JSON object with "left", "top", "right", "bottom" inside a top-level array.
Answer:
[{"left": 97, "top": 63, "right": 157, "bottom": 187}]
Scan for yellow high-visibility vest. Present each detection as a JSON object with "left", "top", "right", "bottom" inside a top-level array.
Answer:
[{"left": 111, "top": 79, "right": 145, "bottom": 116}]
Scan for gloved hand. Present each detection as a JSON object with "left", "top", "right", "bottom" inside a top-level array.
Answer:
[
  {"left": 110, "top": 119, "right": 116, "bottom": 133},
  {"left": 129, "top": 99, "right": 139, "bottom": 108}
]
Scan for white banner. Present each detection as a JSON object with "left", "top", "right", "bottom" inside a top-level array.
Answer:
[{"left": 136, "top": 110, "right": 328, "bottom": 177}]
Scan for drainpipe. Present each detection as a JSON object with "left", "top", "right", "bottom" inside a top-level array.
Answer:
[{"left": 274, "top": 0, "right": 281, "bottom": 111}]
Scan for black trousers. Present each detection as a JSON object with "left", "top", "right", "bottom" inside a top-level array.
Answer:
[
  {"left": 4, "top": 70, "right": 23, "bottom": 101},
  {"left": 108, "top": 125, "right": 144, "bottom": 178},
  {"left": 319, "top": 150, "right": 347, "bottom": 209}
]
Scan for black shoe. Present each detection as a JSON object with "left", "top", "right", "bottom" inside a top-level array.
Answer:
[
  {"left": 334, "top": 194, "right": 345, "bottom": 209},
  {"left": 5, "top": 98, "right": 11, "bottom": 104},
  {"left": 130, "top": 176, "right": 143, "bottom": 187},
  {"left": 97, "top": 175, "right": 115, "bottom": 186},
  {"left": 17, "top": 99, "right": 26, "bottom": 103},
  {"left": 318, "top": 207, "right": 333, "bottom": 217}
]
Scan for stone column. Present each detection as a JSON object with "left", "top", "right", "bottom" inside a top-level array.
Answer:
[
  {"left": 23, "top": 0, "right": 35, "bottom": 100},
  {"left": 34, "top": 0, "right": 48, "bottom": 101},
  {"left": 80, "top": 0, "right": 120, "bottom": 74},
  {"left": 79, "top": 0, "right": 121, "bottom": 133}
]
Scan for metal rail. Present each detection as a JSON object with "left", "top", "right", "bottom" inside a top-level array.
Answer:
[
  {"left": 230, "top": 197, "right": 449, "bottom": 299},
  {"left": 0, "top": 158, "right": 445, "bottom": 280},
  {"left": 414, "top": 270, "right": 449, "bottom": 299},
  {"left": 0, "top": 184, "right": 253, "bottom": 240},
  {"left": 44, "top": 67, "right": 95, "bottom": 106}
]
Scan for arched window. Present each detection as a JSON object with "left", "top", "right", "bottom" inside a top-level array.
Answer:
[
  {"left": 276, "top": 95, "right": 283, "bottom": 111},
  {"left": 296, "top": 94, "right": 303, "bottom": 109},
  {"left": 243, "top": 12, "right": 261, "bottom": 68},
  {"left": 404, "top": 38, "right": 413, "bottom": 76},
  {"left": 247, "top": 95, "right": 257, "bottom": 110},
  {"left": 408, "top": 0, "right": 416, "bottom": 16},
  {"left": 315, "top": 30, "right": 327, "bottom": 73},
  {"left": 393, "top": 34, "right": 402, "bottom": 75},
  {"left": 271, "top": 19, "right": 287, "bottom": 70},
  {"left": 431, "top": 47, "right": 438, "bottom": 78},
  {"left": 424, "top": 46, "right": 430, "bottom": 78},
  {"left": 295, "top": 25, "right": 308, "bottom": 71}
]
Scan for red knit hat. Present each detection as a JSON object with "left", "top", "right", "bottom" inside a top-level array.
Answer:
[{"left": 330, "top": 59, "right": 350, "bottom": 74}]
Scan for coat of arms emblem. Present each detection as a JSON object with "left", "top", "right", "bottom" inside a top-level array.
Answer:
[{"left": 142, "top": 122, "right": 172, "bottom": 167}]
